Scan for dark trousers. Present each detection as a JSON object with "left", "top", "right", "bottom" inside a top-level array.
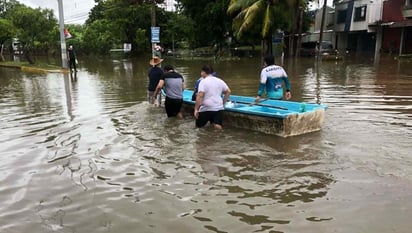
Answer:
[
  {"left": 69, "top": 58, "right": 77, "bottom": 71},
  {"left": 165, "top": 97, "right": 183, "bottom": 117}
]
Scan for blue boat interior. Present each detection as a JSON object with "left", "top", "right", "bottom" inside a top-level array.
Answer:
[{"left": 182, "top": 90, "right": 327, "bottom": 118}]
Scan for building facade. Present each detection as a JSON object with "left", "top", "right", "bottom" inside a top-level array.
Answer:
[
  {"left": 309, "top": 0, "right": 412, "bottom": 56},
  {"left": 332, "top": 0, "right": 383, "bottom": 54},
  {"left": 381, "top": 0, "right": 412, "bottom": 55}
]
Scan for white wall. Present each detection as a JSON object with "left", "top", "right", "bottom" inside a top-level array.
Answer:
[{"left": 334, "top": 0, "right": 383, "bottom": 32}]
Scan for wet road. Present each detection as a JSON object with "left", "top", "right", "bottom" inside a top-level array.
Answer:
[{"left": 0, "top": 55, "right": 411, "bottom": 232}]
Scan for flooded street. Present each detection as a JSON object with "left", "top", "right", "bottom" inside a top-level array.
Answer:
[{"left": 0, "top": 55, "right": 411, "bottom": 233}]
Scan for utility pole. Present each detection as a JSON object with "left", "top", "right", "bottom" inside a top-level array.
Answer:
[
  {"left": 57, "top": 0, "right": 68, "bottom": 68},
  {"left": 296, "top": 6, "right": 304, "bottom": 58},
  {"left": 317, "top": 0, "right": 327, "bottom": 61},
  {"left": 151, "top": 0, "right": 156, "bottom": 58}
]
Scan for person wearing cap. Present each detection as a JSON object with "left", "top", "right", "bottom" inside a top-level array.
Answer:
[
  {"left": 153, "top": 65, "right": 184, "bottom": 118},
  {"left": 194, "top": 65, "right": 231, "bottom": 130},
  {"left": 255, "top": 55, "right": 291, "bottom": 102},
  {"left": 148, "top": 56, "right": 164, "bottom": 106}
]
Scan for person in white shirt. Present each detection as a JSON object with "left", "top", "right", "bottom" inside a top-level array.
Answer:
[
  {"left": 194, "top": 65, "right": 231, "bottom": 130},
  {"left": 255, "top": 55, "right": 291, "bottom": 102}
]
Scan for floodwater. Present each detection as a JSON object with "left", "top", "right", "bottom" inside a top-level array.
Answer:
[{"left": 0, "top": 54, "right": 411, "bottom": 233}]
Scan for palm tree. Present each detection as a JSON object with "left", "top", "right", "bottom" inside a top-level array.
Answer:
[
  {"left": 227, "top": 0, "right": 307, "bottom": 58},
  {"left": 227, "top": 0, "right": 277, "bottom": 57}
]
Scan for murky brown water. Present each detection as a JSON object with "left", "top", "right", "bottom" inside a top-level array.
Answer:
[{"left": 1, "top": 54, "right": 411, "bottom": 233}]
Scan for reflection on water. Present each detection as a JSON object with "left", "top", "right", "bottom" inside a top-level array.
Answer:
[{"left": 0, "top": 55, "right": 411, "bottom": 232}]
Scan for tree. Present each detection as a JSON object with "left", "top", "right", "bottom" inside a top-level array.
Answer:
[
  {"left": 86, "top": 0, "right": 155, "bottom": 53},
  {"left": 8, "top": 5, "right": 57, "bottom": 64},
  {"left": 160, "top": 11, "right": 194, "bottom": 51},
  {"left": 227, "top": 0, "right": 279, "bottom": 57},
  {"left": 0, "top": 19, "right": 15, "bottom": 61},
  {"left": 177, "top": 0, "right": 231, "bottom": 49},
  {"left": 0, "top": 0, "right": 22, "bottom": 18},
  {"left": 83, "top": 19, "right": 118, "bottom": 54},
  {"left": 227, "top": 0, "right": 310, "bottom": 57}
]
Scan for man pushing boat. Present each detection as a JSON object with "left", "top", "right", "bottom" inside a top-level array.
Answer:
[
  {"left": 194, "top": 65, "right": 231, "bottom": 130},
  {"left": 255, "top": 55, "right": 292, "bottom": 102}
]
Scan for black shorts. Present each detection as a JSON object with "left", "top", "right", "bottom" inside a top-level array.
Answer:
[
  {"left": 165, "top": 97, "right": 183, "bottom": 117},
  {"left": 196, "top": 110, "right": 223, "bottom": 128}
]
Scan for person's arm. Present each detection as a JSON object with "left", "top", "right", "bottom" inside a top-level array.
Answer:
[
  {"left": 256, "top": 83, "right": 266, "bottom": 102},
  {"left": 194, "top": 91, "right": 204, "bottom": 119},
  {"left": 282, "top": 70, "right": 291, "bottom": 100},
  {"left": 256, "top": 70, "right": 267, "bottom": 102},
  {"left": 153, "top": 79, "right": 164, "bottom": 97},
  {"left": 222, "top": 87, "right": 231, "bottom": 106}
]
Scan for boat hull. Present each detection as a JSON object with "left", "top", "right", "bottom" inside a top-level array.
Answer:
[{"left": 182, "top": 90, "right": 326, "bottom": 137}]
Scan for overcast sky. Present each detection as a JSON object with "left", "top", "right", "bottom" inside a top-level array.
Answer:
[{"left": 17, "top": 0, "right": 95, "bottom": 24}]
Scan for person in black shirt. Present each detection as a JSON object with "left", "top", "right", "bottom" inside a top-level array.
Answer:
[
  {"left": 67, "top": 44, "right": 77, "bottom": 72},
  {"left": 154, "top": 65, "right": 184, "bottom": 118},
  {"left": 148, "top": 56, "right": 164, "bottom": 106}
]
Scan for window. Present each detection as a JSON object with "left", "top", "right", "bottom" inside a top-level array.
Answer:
[
  {"left": 354, "top": 6, "right": 367, "bottom": 21},
  {"left": 337, "top": 10, "right": 347, "bottom": 24}
]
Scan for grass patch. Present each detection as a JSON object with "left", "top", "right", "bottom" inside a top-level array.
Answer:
[{"left": 0, "top": 61, "right": 62, "bottom": 70}]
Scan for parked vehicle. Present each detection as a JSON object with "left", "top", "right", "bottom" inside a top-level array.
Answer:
[{"left": 300, "top": 41, "right": 337, "bottom": 57}]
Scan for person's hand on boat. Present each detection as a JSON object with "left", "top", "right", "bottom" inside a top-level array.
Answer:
[
  {"left": 285, "top": 91, "right": 291, "bottom": 100},
  {"left": 255, "top": 96, "right": 261, "bottom": 103}
]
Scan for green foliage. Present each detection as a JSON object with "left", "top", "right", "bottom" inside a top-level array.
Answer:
[
  {"left": 9, "top": 5, "right": 57, "bottom": 49},
  {"left": 177, "top": 0, "right": 231, "bottom": 48},
  {"left": 0, "top": 19, "right": 15, "bottom": 44},
  {"left": 1, "top": 0, "right": 315, "bottom": 57},
  {"left": 84, "top": 0, "right": 195, "bottom": 54},
  {"left": 228, "top": 0, "right": 278, "bottom": 55},
  {"left": 5, "top": 4, "right": 58, "bottom": 63},
  {"left": 0, "top": 0, "right": 22, "bottom": 18},
  {"left": 83, "top": 19, "right": 118, "bottom": 54},
  {"left": 228, "top": 0, "right": 275, "bottom": 40},
  {"left": 65, "top": 24, "right": 86, "bottom": 53},
  {"left": 134, "top": 28, "right": 148, "bottom": 50},
  {"left": 160, "top": 12, "right": 194, "bottom": 50},
  {"left": 227, "top": 0, "right": 310, "bottom": 55},
  {"left": 85, "top": 1, "right": 153, "bottom": 53}
]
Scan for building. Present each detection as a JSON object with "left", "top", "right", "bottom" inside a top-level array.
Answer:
[
  {"left": 309, "top": 0, "right": 412, "bottom": 56},
  {"left": 302, "top": 6, "right": 335, "bottom": 43},
  {"left": 333, "top": 0, "right": 383, "bottom": 54},
  {"left": 380, "top": 0, "right": 412, "bottom": 55}
]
